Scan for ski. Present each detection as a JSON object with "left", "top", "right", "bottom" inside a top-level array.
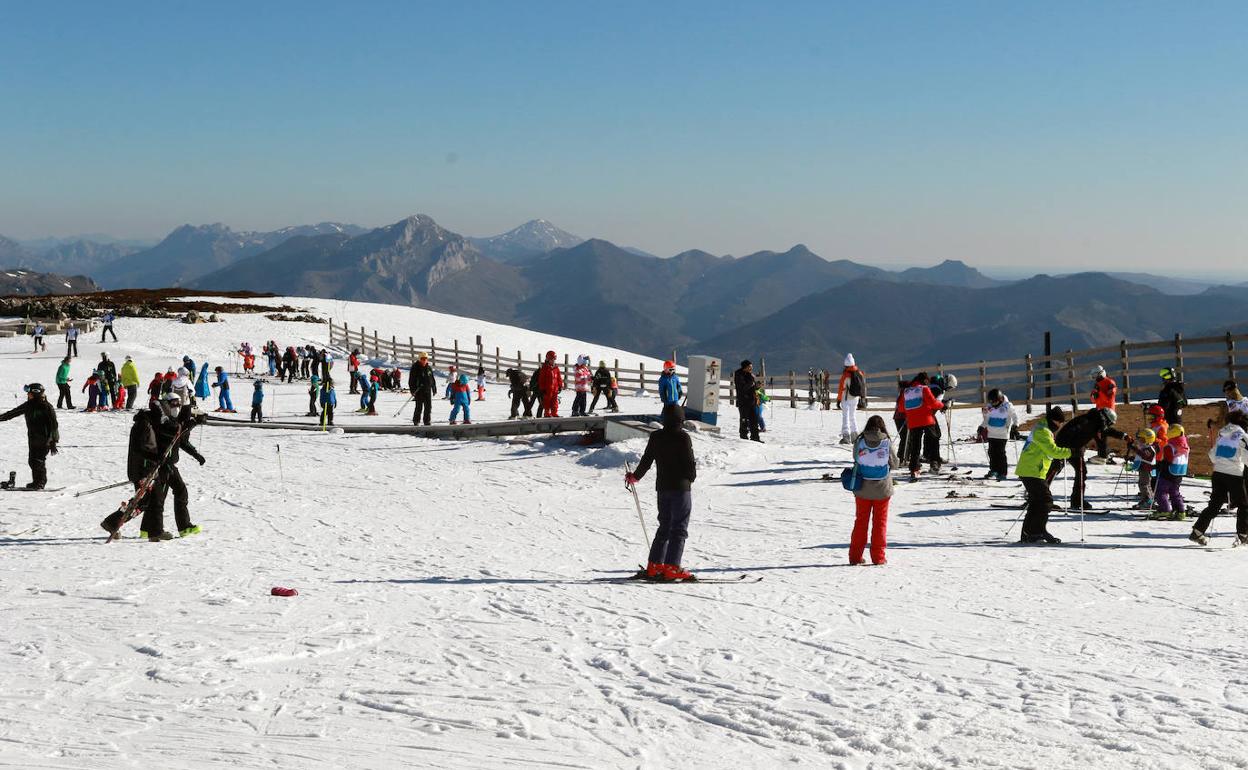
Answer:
[
  {"left": 99, "top": 421, "right": 189, "bottom": 542},
  {"left": 0, "top": 487, "right": 66, "bottom": 493},
  {"left": 592, "top": 573, "right": 762, "bottom": 584}
]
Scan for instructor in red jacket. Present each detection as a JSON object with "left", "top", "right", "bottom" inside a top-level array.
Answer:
[
  {"left": 1089, "top": 365, "right": 1117, "bottom": 460},
  {"left": 902, "top": 372, "right": 946, "bottom": 479}
]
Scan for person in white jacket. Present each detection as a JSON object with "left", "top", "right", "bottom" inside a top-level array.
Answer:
[
  {"left": 835, "top": 354, "right": 867, "bottom": 444},
  {"left": 1190, "top": 411, "right": 1248, "bottom": 546},
  {"left": 978, "top": 389, "right": 1018, "bottom": 481}
]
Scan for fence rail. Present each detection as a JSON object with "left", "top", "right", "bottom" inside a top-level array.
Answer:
[{"left": 327, "top": 320, "right": 1248, "bottom": 414}]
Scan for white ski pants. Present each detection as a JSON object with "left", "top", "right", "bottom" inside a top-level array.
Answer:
[{"left": 841, "top": 398, "right": 859, "bottom": 438}]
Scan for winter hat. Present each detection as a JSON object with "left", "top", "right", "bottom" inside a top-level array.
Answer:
[
  {"left": 545, "top": 350, "right": 556, "bottom": 361},
  {"left": 254, "top": 381, "right": 263, "bottom": 390},
  {"left": 1167, "top": 424, "right": 1185, "bottom": 439},
  {"left": 844, "top": 353, "right": 855, "bottom": 368},
  {"left": 599, "top": 360, "right": 606, "bottom": 367},
  {"left": 1046, "top": 405, "right": 1066, "bottom": 424},
  {"left": 1089, "top": 365, "right": 1106, "bottom": 379},
  {"left": 458, "top": 373, "right": 469, "bottom": 384},
  {"left": 124, "top": 355, "right": 132, "bottom": 361}
]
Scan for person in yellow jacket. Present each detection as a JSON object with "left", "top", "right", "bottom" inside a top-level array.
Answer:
[
  {"left": 1016, "top": 405, "right": 1071, "bottom": 544},
  {"left": 119, "top": 355, "right": 141, "bottom": 410}
]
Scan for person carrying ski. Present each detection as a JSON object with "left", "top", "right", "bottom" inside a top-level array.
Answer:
[
  {"left": 319, "top": 377, "right": 337, "bottom": 426},
  {"left": 978, "top": 388, "right": 1017, "bottom": 481},
  {"left": 120, "top": 355, "right": 140, "bottom": 409},
  {"left": 505, "top": 367, "right": 531, "bottom": 419},
  {"left": 733, "top": 360, "right": 761, "bottom": 442},
  {"left": 1151, "top": 424, "right": 1190, "bottom": 520},
  {"left": 306, "top": 374, "right": 320, "bottom": 416},
  {"left": 449, "top": 373, "right": 472, "bottom": 424},
  {"left": 625, "top": 403, "right": 698, "bottom": 581},
  {"left": 64, "top": 324, "right": 79, "bottom": 358},
  {"left": 98, "top": 352, "right": 118, "bottom": 410},
  {"left": 32, "top": 322, "right": 45, "bottom": 352},
  {"left": 251, "top": 381, "right": 265, "bottom": 422},
  {"left": 1016, "top": 406, "right": 1070, "bottom": 543},
  {"left": 589, "top": 361, "right": 617, "bottom": 413},
  {"left": 82, "top": 371, "right": 102, "bottom": 412},
  {"left": 1189, "top": 410, "right": 1248, "bottom": 546},
  {"left": 571, "top": 356, "right": 593, "bottom": 416},
  {"left": 408, "top": 352, "right": 436, "bottom": 426},
  {"left": 1047, "top": 407, "right": 1127, "bottom": 511},
  {"left": 836, "top": 354, "right": 867, "bottom": 444},
  {"left": 475, "top": 366, "right": 487, "bottom": 401},
  {"left": 1157, "top": 367, "right": 1187, "bottom": 425},
  {"left": 143, "top": 393, "right": 207, "bottom": 540},
  {"left": 100, "top": 310, "right": 117, "bottom": 342},
  {"left": 848, "top": 414, "right": 898, "bottom": 565},
  {"left": 55, "top": 357, "right": 74, "bottom": 409},
  {"left": 102, "top": 404, "right": 161, "bottom": 539},
  {"left": 0, "top": 383, "right": 59, "bottom": 490},
  {"left": 657, "top": 360, "right": 682, "bottom": 408},
  {"left": 537, "top": 352, "right": 562, "bottom": 417},
  {"left": 1125, "top": 427, "right": 1159, "bottom": 510},
  {"left": 902, "top": 372, "right": 945, "bottom": 479},
  {"left": 1088, "top": 365, "right": 1118, "bottom": 461},
  {"left": 210, "top": 366, "right": 234, "bottom": 412}
]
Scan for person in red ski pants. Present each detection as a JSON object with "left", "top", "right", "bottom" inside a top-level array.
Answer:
[{"left": 848, "top": 415, "right": 899, "bottom": 565}]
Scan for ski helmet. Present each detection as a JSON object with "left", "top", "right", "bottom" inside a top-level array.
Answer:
[
  {"left": 1136, "top": 427, "right": 1156, "bottom": 443},
  {"left": 1160, "top": 367, "right": 1175, "bottom": 381},
  {"left": 1147, "top": 404, "right": 1165, "bottom": 419},
  {"left": 986, "top": 388, "right": 1002, "bottom": 404},
  {"left": 1088, "top": 365, "right": 1106, "bottom": 379},
  {"left": 943, "top": 373, "right": 959, "bottom": 390},
  {"left": 1100, "top": 407, "right": 1118, "bottom": 425},
  {"left": 663, "top": 360, "right": 675, "bottom": 371},
  {"left": 1046, "top": 405, "right": 1066, "bottom": 424},
  {"left": 23, "top": 383, "right": 44, "bottom": 396},
  {"left": 1166, "top": 424, "right": 1185, "bottom": 439}
]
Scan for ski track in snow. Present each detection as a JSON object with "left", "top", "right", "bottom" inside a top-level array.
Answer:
[{"left": 0, "top": 298, "right": 1246, "bottom": 768}]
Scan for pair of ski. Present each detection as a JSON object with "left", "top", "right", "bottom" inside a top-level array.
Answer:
[{"left": 592, "top": 570, "right": 762, "bottom": 585}]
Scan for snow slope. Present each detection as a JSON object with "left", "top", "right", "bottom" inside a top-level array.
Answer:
[{"left": 1, "top": 299, "right": 1246, "bottom": 769}]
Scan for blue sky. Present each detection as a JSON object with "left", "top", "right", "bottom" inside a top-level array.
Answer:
[{"left": 2, "top": 1, "right": 1245, "bottom": 275}]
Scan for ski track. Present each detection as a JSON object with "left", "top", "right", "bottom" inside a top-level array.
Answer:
[{"left": 0, "top": 299, "right": 1246, "bottom": 768}]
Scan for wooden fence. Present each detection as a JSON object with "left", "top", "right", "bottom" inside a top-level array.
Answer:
[{"left": 327, "top": 320, "right": 1248, "bottom": 414}]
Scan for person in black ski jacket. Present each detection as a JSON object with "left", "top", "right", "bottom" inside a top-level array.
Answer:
[
  {"left": 0, "top": 383, "right": 59, "bottom": 489},
  {"left": 505, "top": 367, "right": 532, "bottom": 419},
  {"left": 1157, "top": 368, "right": 1187, "bottom": 425},
  {"left": 626, "top": 404, "right": 698, "bottom": 581},
  {"left": 529, "top": 367, "right": 545, "bottom": 418},
  {"left": 733, "top": 360, "right": 761, "bottom": 442},
  {"left": 153, "top": 396, "right": 206, "bottom": 539},
  {"left": 408, "top": 352, "right": 437, "bottom": 426},
  {"left": 1046, "top": 407, "right": 1127, "bottom": 511},
  {"left": 98, "top": 406, "right": 162, "bottom": 537},
  {"left": 98, "top": 352, "right": 119, "bottom": 410},
  {"left": 589, "top": 361, "right": 617, "bottom": 413}
]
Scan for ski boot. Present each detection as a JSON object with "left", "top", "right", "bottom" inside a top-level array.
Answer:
[
  {"left": 179, "top": 525, "right": 202, "bottom": 537},
  {"left": 1188, "top": 529, "right": 1209, "bottom": 546},
  {"left": 1041, "top": 531, "right": 1062, "bottom": 544},
  {"left": 147, "top": 531, "right": 174, "bottom": 543},
  {"left": 662, "top": 564, "right": 695, "bottom": 582}
]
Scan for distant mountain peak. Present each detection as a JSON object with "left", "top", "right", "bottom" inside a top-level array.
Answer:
[{"left": 470, "top": 219, "right": 584, "bottom": 263}]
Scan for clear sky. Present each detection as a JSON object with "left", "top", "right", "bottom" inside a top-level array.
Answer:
[{"left": 2, "top": 1, "right": 1245, "bottom": 275}]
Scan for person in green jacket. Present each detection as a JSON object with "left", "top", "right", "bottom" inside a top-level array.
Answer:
[
  {"left": 120, "top": 355, "right": 141, "bottom": 410},
  {"left": 54, "top": 357, "right": 74, "bottom": 410},
  {"left": 1017, "top": 405, "right": 1071, "bottom": 544}
]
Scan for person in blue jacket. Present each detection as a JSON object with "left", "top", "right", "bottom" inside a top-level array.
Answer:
[
  {"left": 357, "top": 372, "right": 371, "bottom": 411},
  {"left": 319, "top": 377, "right": 337, "bottom": 427},
  {"left": 250, "top": 381, "right": 264, "bottom": 422},
  {"left": 210, "top": 366, "right": 234, "bottom": 412},
  {"left": 194, "top": 363, "right": 211, "bottom": 404},
  {"left": 449, "top": 373, "right": 473, "bottom": 424},
  {"left": 658, "top": 360, "right": 682, "bottom": 406},
  {"left": 182, "top": 355, "right": 197, "bottom": 382}
]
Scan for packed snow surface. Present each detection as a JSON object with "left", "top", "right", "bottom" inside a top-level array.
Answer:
[{"left": 1, "top": 298, "right": 1246, "bottom": 769}]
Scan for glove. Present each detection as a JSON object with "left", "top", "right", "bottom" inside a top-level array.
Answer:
[
  {"left": 196, "top": 455, "right": 206, "bottom": 466},
  {"left": 859, "top": 397, "right": 868, "bottom": 409},
  {"left": 624, "top": 472, "right": 639, "bottom": 487},
  {"left": 48, "top": 443, "right": 58, "bottom": 456},
  {"left": 835, "top": 400, "right": 842, "bottom": 410},
  {"left": 976, "top": 426, "right": 988, "bottom": 442}
]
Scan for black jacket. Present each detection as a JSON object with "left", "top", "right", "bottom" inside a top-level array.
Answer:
[
  {"left": 506, "top": 368, "right": 527, "bottom": 394},
  {"left": 1055, "top": 410, "right": 1126, "bottom": 450},
  {"left": 0, "top": 397, "right": 59, "bottom": 447},
  {"left": 633, "top": 409, "right": 697, "bottom": 492},
  {"left": 156, "top": 409, "right": 204, "bottom": 467},
  {"left": 592, "top": 366, "right": 612, "bottom": 390},
  {"left": 408, "top": 362, "right": 436, "bottom": 395},
  {"left": 1158, "top": 381, "right": 1186, "bottom": 423},
  {"left": 733, "top": 368, "right": 758, "bottom": 408},
  {"left": 99, "top": 358, "right": 117, "bottom": 386},
  {"left": 127, "top": 411, "right": 159, "bottom": 482}
]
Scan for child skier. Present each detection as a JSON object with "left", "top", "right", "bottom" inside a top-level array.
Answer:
[
  {"left": 357, "top": 371, "right": 371, "bottom": 411},
  {"left": 82, "top": 372, "right": 102, "bottom": 412},
  {"left": 848, "top": 415, "right": 898, "bottom": 565},
  {"left": 1190, "top": 411, "right": 1248, "bottom": 546},
  {"left": 449, "top": 373, "right": 472, "bottom": 424},
  {"left": 572, "top": 356, "right": 592, "bottom": 416},
  {"left": 902, "top": 372, "right": 946, "bottom": 479},
  {"left": 1125, "top": 428, "right": 1159, "bottom": 510},
  {"left": 537, "top": 352, "right": 562, "bottom": 417},
  {"left": 307, "top": 374, "right": 321, "bottom": 416},
  {"left": 147, "top": 372, "right": 165, "bottom": 410},
  {"left": 475, "top": 366, "right": 486, "bottom": 401},
  {"left": 979, "top": 389, "right": 1017, "bottom": 480},
  {"left": 445, "top": 365, "right": 458, "bottom": 400},
  {"left": 1016, "top": 406, "right": 1071, "bottom": 543},
  {"left": 1152, "top": 424, "right": 1189, "bottom": 520},
  {"left": 589, "top": 361, "right": 617, "bottom": 413},
  {"left": 320, "top": 377, "right": 337, "bottom": 427},
  {"left": 657, "top": 360, "right": 682, "bottom": 407},
  {"left": 505, "top": 368, "right": 531, "bottom": 419},
  {"left": 755, "top": 384, "right": 769, "bottom": 433},
  {"left": 251, "top": 381, "right": 264, "bottom": 423},
  {"left": 211, "top": 366, "right": 235, "bottom": 412},
  {"left": 625, "top": 404, "right": 698, "bottom": 581}
]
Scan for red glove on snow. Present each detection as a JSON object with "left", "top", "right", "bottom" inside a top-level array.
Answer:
[{"left": 624, "top": 473, "right": 639, "bottom": 487}]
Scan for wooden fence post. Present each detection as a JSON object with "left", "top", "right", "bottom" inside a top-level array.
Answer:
[
  {"left": 1228, "top": 332, "right": 1237, "bottom": 383},
  {"left": 977, "top": 361, "right": 986, "bottom": 405},
  {"left": 1174, "top": 333, "right": 1184, "bottom": 379},
  {"left": 494, "top": 347, "right": 501, "bottom": 379},
  {"left": 563, "top": 354, "right": 570, "bottom": 389},
  {"left": 372, "top": 329, "right": 380, "bottom": 357},
  {"left": 728, "top": 376, "right": 735, "bottom": 406},
  {"left": 408, "top": 336, "right": 415, "bottom": 363},
  {"left": 453, "top": 339, "right": 460, "bottom": 369},
  {"left": 639, "top": 362, "right": 646, "bottom": 392},
  {"left": 430, "top": 338, "right": 436, "bottom": 369},
  {"left": 1065, "top": 351, "right": 1076, "bottom": 409},
  {"left": 391, "top": 334, "right": 397, "bottom": 360},
  {"left": 1120, "top": 340, "right": 1131, "bottom": 404},
  {"left": 1024, "top": 353, "right": 1034, "bottom": 414},
  {"left": 788, "top": 370, "right": 796, "bottom": 408}
]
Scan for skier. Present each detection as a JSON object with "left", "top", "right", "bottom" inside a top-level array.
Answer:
[
  {"left": 98, "top": 352, "right": 118, "bottom": 410},
  {"left": 241, "top": 350, "right": 256, "bottom": 375},
  {"left": 100, "top": 310, "right": 117, "bottom": 342},
  {"left": 82, "top": 371, "right": 103, "bottom": 412},
  {"left": 300, "top": 346, "right": 312, "bottom": 379},
  {"left": 146, "top": 372, "right": 165, "bottom": 410},
  {"left": 194, "top": 362, "right": 210, "bottom": 406},
  {"left": 836, "top": 354, "right": 867, "bottom": 444},
  {"left": 356, "top": 371, "right": 371, "bottom": 411},
  {"left": 733, "top": 360, "right": 761, "bottom": 442},
  {"left": 979, "top": 389, "right": 1017, "bottom": 481},
  {"left": 1016, "top": 405, "right": 1070, "bottom": 543},
  {"left": 755, "top": 383, "right": 770, "bottom": 433},
  {"left": 121, "top": 355, "right": 140, "bottom": 409},
  {"left": 475, "top": 366, "right": 487, "bottom": 401},
  {"left": 449, "top": 372, "right": 472, "bottom": 424},
  {"left": 444, "top": 364, "right": 458, "bottom": 400},
  {"left": 572, "top": 356, "right": 592, "bottom": 416},
  {"left": 892, "top": 380, "right": 909, "bottom": 460},
  {"left": 1157, "top": 368, "right": 1187, "bottom": 425},
  {"left": 848, "top": 415, "right": 898, "bottom": 565},
  {"left": 55, "top": 357, "right": 74, "bottom": 409},
  {"left": 1189, "top": 411, "right": 1248, "bottom": 546},
  {"left": 657, "top": 360, "right": 682, "bottom": 408},
  {"left": 282, "top": 347, "right": 298, "bottom": 383},
  {"left": 1124, "top": 428, "right": 1159, "bottom": 510},
  {"left": 210, "top": 366, "right": 235, "bottom": 412},
  {"left": 144, "top": 393, "right": 207, "bottom": 540},
  {"left": 251, "top": 381, "right": 265, "bottom": 422},
  {"left": 266, "top": 341, "right": 278, "bottom": 376},
  {"left": 320, "top": 377, "right": 337, "bottom": 426},
  {"left": 102, "top": 404, "right": 161, "bottom": 539},
  {"left": 1088, "top": 365, "right": 1118, "bottom": 461},
  {"left": 408, "top": 352, "right": 436, "bottom": 426},
  {"left": 529, "top": 366, "right": 545, "bottom": 417},
  {"left": 902, "top": 372, "right": 945, "bottom": 479},
  {"left": 1151, "top": 424, "right": 1190, "bottom": 520},
  {"left": 1046, "top": 407, "right": 1126, "bottom": 511},
  {"left": 171, "top": 367, "right": 193, "bottom": 405},
  {"left": 348, "top": 349, "right": 361, "bottom": 393},
  {"left": 505, "top": 367, "right": 531, "bottom": 419},
  {"left": 0, "top": 383, "right": 59, "bottom": 489},
  {"left": 64, "top": 324, "right": 79, "bottom": 358},
  {"left": 306, "top": 373, "right": 320, "bottom": 416},
  {"left": 589, "top": 361, "right": 617, "bottom": 413},
  {"left": 366, "top": 371, "right": 380, "bottom": 415},
  {"left": 181, "top": 355, "right": 197, "bottom": 382},
  {"left": 537, "top": 352, "right": 562, "bottom": 417},
  {"left": 32, "top": 322, "right": 45, "bottom": 352},
  {"left": 625, "top": 404, "right": 698, "bottom": 581}
]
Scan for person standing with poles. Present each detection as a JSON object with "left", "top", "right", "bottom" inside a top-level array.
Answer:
[
  {"left": 733, "top": 360, "right": 761, "bottom": 442},
  {"left": 624, "top": 404, "right": 698, "bottom": 581},
  {"left": 836, "top": 354, "right": 867, "bottom": 445},
  {"left": 65, "top": 324, "right": 79, "bottom": 358},
  {"left": 902, "top": 372, "right": 945, "bottom": 479},
  {"left": 1189, "top": 410, "right": 1248, "bottom": 546},
  {"left": 32, "top": 322, "right": 45, "bottom": 353},
  {"left": 0, "top": 383, "right": 59, "bottom": 490},
  {"left": 1015, "top": 405, "right": 1070, "bottom": 543},
  {"left": 100, "top": 310, "right": 117, "bottom": 342}
]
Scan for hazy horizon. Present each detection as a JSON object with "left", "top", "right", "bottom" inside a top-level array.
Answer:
[{"left": 2, "top": 3, "right": 1245, "bottom": 275}]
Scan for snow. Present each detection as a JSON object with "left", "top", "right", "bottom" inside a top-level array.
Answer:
[{"left": 1, "top": 298, "right": 1247, "bottom": 769}]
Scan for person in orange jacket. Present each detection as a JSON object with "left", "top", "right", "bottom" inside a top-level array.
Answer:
[
  {"left": 902, "top": 372, "right": 946, "bottom": 479},
  {"left": 1089, "top": 365, "right": 1118, "bottom": 460},
  {"left": 835, "top": 353, "right": 868, "bottom": 444},
  {"left": 537, "top": 351, "right": 563, "bottom": 417}
]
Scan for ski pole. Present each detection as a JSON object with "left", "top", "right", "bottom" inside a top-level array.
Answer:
[
  {"left": 74, "top": 479, "right": 131, "bottom": 498},
  {"left": 944, "top": 403, "right": 959, "bottom": 470},
  {"left": 1110, "top": 457, "right": 1128, "bottom": 500},
  {"left": 393, "top": 394, "right": 413, "bottom": 418},
  {"left": 1003, "top": 503, "right": 1026, "bottom": 539},
  {"left": 624, "top": 460, "right": 650, "bottom": 547},
  {"left": 276, "top": 443, "right": 285, "bottom": 489}
]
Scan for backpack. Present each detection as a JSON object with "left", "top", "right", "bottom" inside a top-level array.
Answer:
[
  {"left": 840, "top": 465, "right": 862, "bottom": 493},
  {"left": 848, "top": 370, "right": 865, "bottom": 398}
]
